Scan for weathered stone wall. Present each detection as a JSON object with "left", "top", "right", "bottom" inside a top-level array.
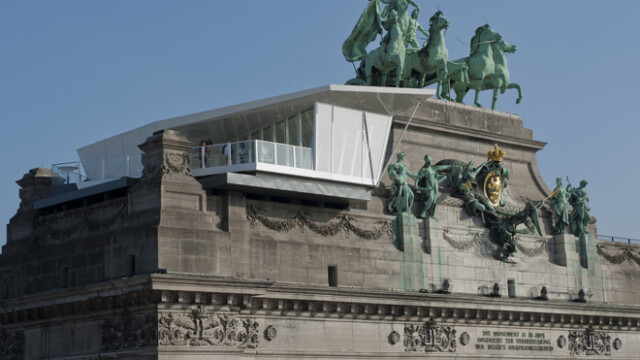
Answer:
[
  {"left": 597, "top": 241, "right": 640, "bottom": 304},
  {"left": 201, "top": 99, "right": 605, "bottom": 304},
  {"left": 3, "top": 103, "right": 640, "bottom": 359},
  {"left": 0, "top": 103, "right": 627, "bottom": 304},
  {"left": 0, "top": 173, "right": 158, "bottom": 297}
]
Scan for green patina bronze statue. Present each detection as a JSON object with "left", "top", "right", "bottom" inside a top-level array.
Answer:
[
  {"left": 343, "top": 0, "right": 383, "bottom": 63},
  {"left": 436, "top": 145, "right": 538, "bottom": 259},
  {"left": 344, "top": 2, "right": 522, "bottom": 110},
  {"left": 483, "top": 201, "right": 543, "bottom": 259},
  {"left": 440, "top": 25, "right": 523, "bottom": 109},
  {"left": 387, "top": 152, "right": 417, "bottom": 214},
  {"left": 381, "top": 0, "right": 421, "bottom": 34},
  {"left": 549, "top": 178, "right": 569, "bottom": 235},
  {"left": 449, "top": 160, "right": 492, "bottom": 216},
  {"left": 364, "top": 9, "right": 406, "bottom": 87},
  {"left": 384, "top": 145, "right": 573, "bottom": 260},
  {"left": 414, "top": 155, "right": 451, "bottom": 218},
  {"left": 405, "top": 8, "right": 429, "bottom": 49},
  {"left": 344, "top": 1, "right": 450, "bottom": 92},
  {"left": 400, "top": 11, "right": 450, "bottom": 93},
  {"left": 567, "top": 179, "right": 591, "bottom": 237}
]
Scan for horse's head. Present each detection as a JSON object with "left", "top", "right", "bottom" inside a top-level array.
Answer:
[
  {"left": 497, "top": 40, "right": 516, "bottom": 54},
  {"left": 477, "top": 24, "right": 501, "bottom": 43},
  {"left": 429, "top": 11, "right": 449, "bottom": 33},
  {"left": 470, "top": 24, "right": 501, "bottom": 55}
]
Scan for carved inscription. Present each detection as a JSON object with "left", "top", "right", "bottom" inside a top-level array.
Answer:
[{"left": 475, "top": 331, "right": 553, "bottom": 352}]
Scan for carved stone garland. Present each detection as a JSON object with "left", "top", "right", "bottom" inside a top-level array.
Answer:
[
  {"left": 568, "top": 325, "right": 611, "bottom": 356},
  {"left": 442, "top": 227, "right": 548, "bottom": 257},
  {"left": 514, "top": 237, "right": 549, "bottom": 257},
  {"left": 247, "top": 206, "right": 393, "bottom": 240},
  {"left": 158, "top": 308, "right": 259, "bottom": 348},
  {"left": 35, "top": 200, "right": 127, "bottom": 242},
  {"left": 402, "top": 318, "right": 457, "bottom": 352},
  {"left": 101, "top": 311, "right": 157, "bottom": 351},
  {"left": 596, "top": 245, "right": 640, "bottom": 266},
  {"left": 442, "top": 228, "right": 484, "bottom": 251}
]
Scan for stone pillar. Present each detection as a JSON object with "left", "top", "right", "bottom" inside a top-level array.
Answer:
[
  {"left": 1, "top": 168, "right": 55, "bottom": 297},
  {"left": 552, "top": 233, "right": 580, "bottom": 267},
  {"left": 130, "top": 129, "right": 206, "bottom": 213},
  {"left": 129, "top": 129, "right": 217, "bottom": 274},
  {"left": 579, "top": 234, "right": 604, "bottom": 301},
  {"left": 393, "top": 213, "right": 424, "bottom": 290},
  {"left": 5, "top": 168, "right": 55, "bottom": 250},
  {"left": 552, "top": 233, "right": 604, "bottom": 302},
  {"left": 421, "top": 218, "right": 444, "bottom": 255},
  {"left": 226, "top": 191, "right": 250, "bottom": 278},
  {"left": 421, "top": 217, "right": 445, "bottom": 291}
]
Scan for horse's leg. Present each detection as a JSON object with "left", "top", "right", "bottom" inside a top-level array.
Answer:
[
  {"left": 365, "top": 60, "right": 374, "bottom": 86},
  {"left": 491, "top": 87, "right": 499, "bottom": 110},
  {"left": 381, "top": 71, "right": 388, "bottom": 87},
  {"left": 394, "top": 54, "right": 404, "bottom": 87},
  {"left": 440, "top": 80, "right": 451, "bottom": 100},
  {"left": 435, "top": 60, "right": 448, "bottom": 99},
  {"left": 395, "top": 63, "right": 403, "bottom": 88},
  {"left": 471, "top": 77, "right": 484, "bottom": 107},
  {"left": 455, "top": 87, "right": 468, "bottom": 103},
  {"left": 508, "top": 83, "right": 523, "bottom": 104},
  {"left": 418, "top": 73, "right": 426, "bottom": 88},
  {"left": 440, "top": 88, "right": 449, "bottom": 100}
]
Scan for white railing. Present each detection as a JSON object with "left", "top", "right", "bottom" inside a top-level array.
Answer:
[
  {"left": 190, "top": 140, "right": 313, "bottom": 171},
  {"left": 52, "top": 140, "right": 313, "bottom": 187},
  {"left": 52, "top": 155, "right": 142, "bottom": 185}
]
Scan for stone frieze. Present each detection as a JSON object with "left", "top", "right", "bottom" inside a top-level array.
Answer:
[
  {"left": 158, "top": 307, "right": 259, "bottom": 348},
  {"left": 568, "top": 325, "right": 611, "bottom": 356},
  {"left": 101, "top": 311, "right": 157, "bottom": 351},
  {"left": 401, "top": 318, "right": 457, "bottom": 352}
]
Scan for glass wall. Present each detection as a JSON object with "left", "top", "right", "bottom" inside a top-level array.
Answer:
[{"left": 237, "top": 108, "right": 314, "bottom": 149}]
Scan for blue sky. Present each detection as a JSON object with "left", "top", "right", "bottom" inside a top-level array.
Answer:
[{"left": 1, "top": 1, "right": 639, "bottom": 249}]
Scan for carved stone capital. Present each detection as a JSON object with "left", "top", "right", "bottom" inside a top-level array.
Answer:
[{"left": 138, "top": 129, "right": 194, "bottom": 179}]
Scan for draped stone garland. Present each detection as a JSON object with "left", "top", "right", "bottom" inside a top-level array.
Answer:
[
  {"left": 596, "top": 245, "right": 640, "bottom": 265},
  {"left": 442, "top": 227, "right": 548, "bottom": 257},
  {"left": 247, "top": 206, "right": 394, "bottom": 240}
]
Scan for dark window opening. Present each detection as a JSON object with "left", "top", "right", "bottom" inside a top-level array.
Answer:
[
  {"left": 62, "top": 267, "right": 69, "bottom": 288},
  {"left": 507, "top": 279, "right": 516, "bottom": 298},
  {"left": 130, "top": 254, "right": 136, "bottom": 276},
  {"left": 328, "top": 266, "right": 338, "bottom": 287}
]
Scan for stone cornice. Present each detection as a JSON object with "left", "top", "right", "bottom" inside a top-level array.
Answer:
[
  {"left": 2, "top": 275, "right": 640, "bottom": 331},
  {"left": 0, "top": 275, "right": 152, "bottom": 313},
  {"left": 393, "top": 117, "right": 547, "bottom": 153}
]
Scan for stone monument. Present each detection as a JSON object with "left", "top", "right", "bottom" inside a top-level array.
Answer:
[{"left": 0, "top": 2, "right": 638, "bottom": 359}]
